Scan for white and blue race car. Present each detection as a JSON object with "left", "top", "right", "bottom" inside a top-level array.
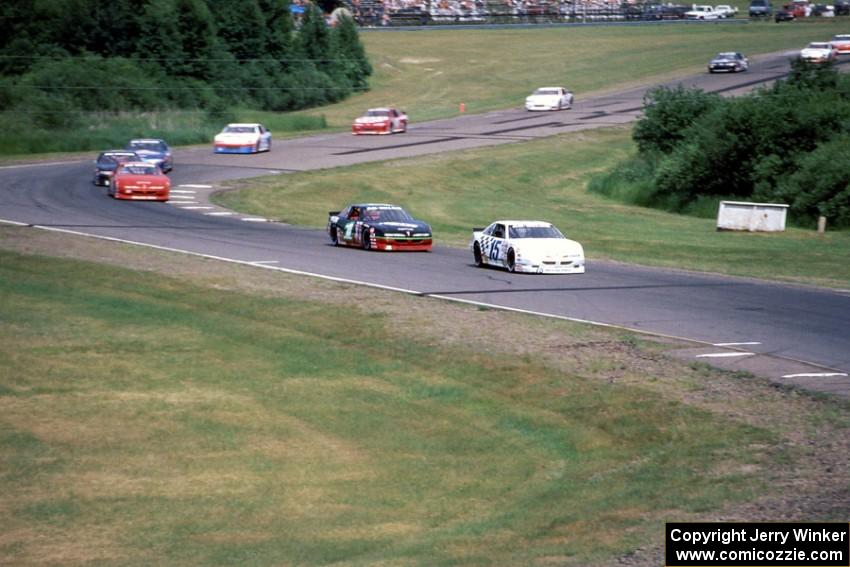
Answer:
[
  {"left": 213, "top": 123, "right": 272, "bottom": 154},
  {"left": 471, "top": 220, "right": 585, "bottom": 274}
]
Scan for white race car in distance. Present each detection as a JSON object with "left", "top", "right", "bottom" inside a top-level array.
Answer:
[
  {"left": 471, "top": 220, "right": 585, "bottom": 274},
  {"left": 213, "top": 123, "right": 272, "bottom": 154},
  {"left": 525, "top": 87, "right": 574, "bottom": 111},
  {"left": 800, "top": 42, "right": 838, "bottom": 64}
]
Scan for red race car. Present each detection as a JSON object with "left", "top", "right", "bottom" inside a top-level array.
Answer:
[
  {"left": 831, "top": 34, "right": 850, "bottom": 54},
  {"left": 108, "top": 162, "right": 170, "bottom": 201},
  {"left": 352, "top": 108, "right": 408, "bottom": 135}
]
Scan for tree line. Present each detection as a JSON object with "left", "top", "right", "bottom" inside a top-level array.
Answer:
[
  {"left": 0, "top": 0, "right": 371, "bottom": 127},
  {"left": 589, "top": 60, "right": 850, "bottom": 229}
]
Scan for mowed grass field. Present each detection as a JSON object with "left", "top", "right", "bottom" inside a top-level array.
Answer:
[{"left": 2, "top": 240, "right": 848, "bottom": 566}]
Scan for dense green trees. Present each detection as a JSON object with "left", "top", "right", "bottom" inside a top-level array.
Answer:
[
  {"left": 0, "top": 0, "right": 371, "bottom": 124},
  {"left": 590, "top": 60, "right": 850, "bottom": 228}
]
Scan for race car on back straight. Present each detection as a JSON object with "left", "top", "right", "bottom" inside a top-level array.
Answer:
[
  {"left": 213, "top": 123, "right": 272, "bottom": 153},
  {"left": 471, "top": 220, "right": 585, "bottom": 274},
  {"left": 351, "top": 108, "right": 408, "bottom": 135},
  {"left": 328, "top": 204, "right": 432, "bottom": 251}
]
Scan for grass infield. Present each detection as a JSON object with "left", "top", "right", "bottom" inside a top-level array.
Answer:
[{"left": 4, "top": 244, "right": 849, "bottom": 566}]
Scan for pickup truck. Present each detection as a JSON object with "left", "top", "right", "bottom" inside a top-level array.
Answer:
[
  {"left": 714, "top": 4, "right": 738, "bottom": 16},
  {"left": 685, "top": 5, "right": 721, "bottom": 18}
]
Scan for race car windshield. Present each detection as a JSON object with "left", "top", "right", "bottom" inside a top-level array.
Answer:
[
  {"left": 533, "top": 89, "right": 559, "bottom": 95},
  {"left": 808, "top": 43, "right": 829, "bottom": 49},
  {"left": 123, "top": 165, "right": 158, "bottom": 175},
  {"left": 365, "top": 110, "right": 390, "bottom": 117},
  {"left": 716, "top": 53, "right": 736, "bottom": 59},
  {"left": 509, "top": 226, "right": 564, "bottom": 239},
  {"left": 366, "top": 208, "right": 414, "bottom": 222},
  {"left": 129, "top": 141, "right": 167, "bottom": 151},
  {"left": 224, "top": 126, "right": 256, "bottom": 133},
  {"left": 101, "top": 153, "right": 135, "bottom": 163}
]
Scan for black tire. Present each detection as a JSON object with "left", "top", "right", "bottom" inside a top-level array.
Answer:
[
  {"left": 362, "top": 228, "right": 372, "bottom": 250},
  {"left": 507, "top": 249, "right": 516, "bottom": 273},
  {"left": 330, "top": 226, "right": 339, "bottom": 246},
  {"left": 473, "top": 242, "right": 483, "bottom": 267}
]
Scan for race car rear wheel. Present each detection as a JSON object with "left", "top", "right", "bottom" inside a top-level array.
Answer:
[
  {"left": 362, "top": 229, "right": 372, "bottom": 250},
  {"left": 473, "top": 242, "right": 483, "bottom": 267},
  {"left": 330, "top": 227, "right": 340, "bottom": 246},
  {"left": 507, "top": 249, "right": 516, "bottom": 273}
]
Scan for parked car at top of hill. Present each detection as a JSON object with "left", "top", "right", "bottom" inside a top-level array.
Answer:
[
  {"left": 774, "top": 6, "right": 796, "bottom": 19},
  {"left": 800, "top": 42, "right": 838, "bottom": 63},
  {"left": 125, "top": 139, "right": 172, "bottom": 173},
  {"left": 351, "top": 108, "right": 408, "bottom": 135},
  {"left": 328, "top": 204, "right": 432, "bottom": 251},
  {"left": 525, "top": 87, "right": 574, "bottom": 111},
  {"left": 471, "top": 220, "right": 585, "bottom": 274},
  {"left": 831, "top": 34, "right": 850, "bottom": 54},
  {"left": 714, "top": 4, "right": 738, "bottom": 16},
  {"left": 708, "top": 52, "right": 749, "bottom": 72},
  {"left": 782, "top": 1, "right": 809, "bottom": 16},
  {"left": 213, "top": 123, "right": 271, "bottom": 154},
  {"left": 108, "top": 162, "right": 170, "bottom": 202},
  {"left": 641, "top": 4, "right": 691, "bottom": 18},
  {"left": 685, "top": 5, "right": 721, "bottom": 18},
  {"left": 93, "top": 150, "right": 140, "bottom": 186},
  {"left": 749, "top": 0, "right": 773, "bottom": 16}
]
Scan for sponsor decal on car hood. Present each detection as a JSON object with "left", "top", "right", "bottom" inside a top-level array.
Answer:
[
  {"left": 215, "top": 133, "right": 259, "bottom": 143},
  {"left": 355, "top": 116, "right": 390, "bottom": 124},
  {"left": 526, "top": 95, "right": 559, "bottom": 104},
  {"left": 515, "top": 238, "right": 583, "bottom": 257}
]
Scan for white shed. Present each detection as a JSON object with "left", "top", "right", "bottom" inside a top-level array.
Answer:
[{"left": 716, "top": 201, "right": 789, "bottom": 232}]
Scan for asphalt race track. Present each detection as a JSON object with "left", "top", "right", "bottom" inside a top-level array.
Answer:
[{"left": 2, "top": 49, "right": 849, "bottom": 392}]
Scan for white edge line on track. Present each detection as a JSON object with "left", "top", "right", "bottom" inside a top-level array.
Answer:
[
  {"left": 696, "top": 352, "right": 756, "bottom": 358},
  {"left": 713, "top": 342, "right": 762, "bottom": 346},
  {"left": 782, "top": 372, "right": 848, "bottom": 378},
  {"left": 2, "top": 217, "right": 846, "bottom": 377}
]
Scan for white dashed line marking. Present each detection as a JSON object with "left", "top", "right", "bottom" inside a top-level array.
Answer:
[
  {"left": 170, "top": 189, "right": 197, "bottom": 194},
  {"left": 241, "top": 217, "right": 268, "bottom": 222},
  {"left": 168, "top": 195, "right": 196, "bottom": 199},
  {"left": 179, "top": 206, "right": 213, "bottom": 210},
  {"left": 204, "top": 212, "right": 235, "bottom": 216},
  {"left": 782, "top": 372, "right": 848, "bottom": 378},
  {"left": 713, "top": 342, "right": 762, "bottom": 346},
  {"left": 696, "top": 352, "right": 756, "bottom": 358},
  {"left": 178, "top": 184, "right": 213, "bottom": 189}
]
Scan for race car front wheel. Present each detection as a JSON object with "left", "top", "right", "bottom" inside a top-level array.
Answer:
[
  {"left": 507, "top": 249, "right": 516, "bottom": 273},
  {"left": 473, "top": 242, "right": 483, "bottom": 267}
]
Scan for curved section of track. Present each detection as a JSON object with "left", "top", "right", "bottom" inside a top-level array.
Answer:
[{"left": 2, "top": 50, "right": 849, "bottom": 391}]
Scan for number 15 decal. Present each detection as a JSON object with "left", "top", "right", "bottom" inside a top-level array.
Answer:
[{"left": 488, "top": 240, "right": 500, "bottom": 260}]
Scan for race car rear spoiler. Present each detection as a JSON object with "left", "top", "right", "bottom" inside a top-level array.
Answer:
[
  {"left": 328, "top": 211, "right": 340, "bottom": 216},
  {"left": 472, "top": 227, "right": 485, "bottom": 232}
]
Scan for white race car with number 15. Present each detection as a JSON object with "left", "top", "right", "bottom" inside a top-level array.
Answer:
[{"left": 471, "top": 220, "right": 585, "bottom": 274}]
